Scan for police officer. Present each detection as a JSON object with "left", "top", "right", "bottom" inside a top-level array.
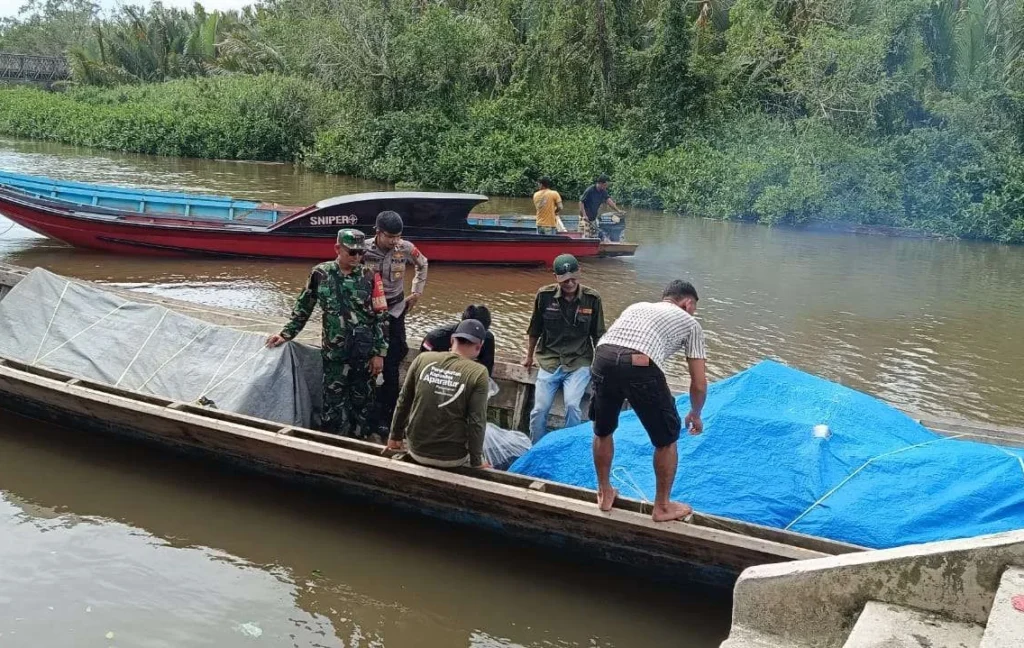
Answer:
[
  {"left": 266, "top": 229, "right": 388, "bottom": 440},
  {"left": 363, "top": 210, "right": 429, "bottom": 437},
  {"left": 523, "top": 253, "right": 606, "bottom": 442}
]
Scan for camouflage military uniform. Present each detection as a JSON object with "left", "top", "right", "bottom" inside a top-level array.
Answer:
[{"left": 280, "top": 261, "right": 387, "bottom": 439}]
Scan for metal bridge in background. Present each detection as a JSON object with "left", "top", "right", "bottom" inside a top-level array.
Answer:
[{"left": 0, "top": 53, "right": 70, "bottom": 83}]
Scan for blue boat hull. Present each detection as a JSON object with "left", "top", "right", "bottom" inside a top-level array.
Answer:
[{"left": 0, "top": 170, "right": 286, "bottom": 222}]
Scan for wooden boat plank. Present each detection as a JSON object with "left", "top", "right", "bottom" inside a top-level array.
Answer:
[
  {"left": 0, "top": 337, "right": 855, "bottom": 559},
  {"left": 0, "top": 361, "right": 837, "bottom": 584},
  {"left": 0, "top": 356, "right": 858, "bottom": 563},
  {"left": 4, "top": 260, "right": 1012, "bottom": 569},
  {"left": 908, "top": 413, "right": 1024, "bottom": 448},
  {"left": 0, "top": 341, "right": 855, "bottom": 560}
]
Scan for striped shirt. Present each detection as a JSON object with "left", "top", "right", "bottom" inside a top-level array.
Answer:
[{"left": 598, "top": 301, "right": 707, "bottom": 368}]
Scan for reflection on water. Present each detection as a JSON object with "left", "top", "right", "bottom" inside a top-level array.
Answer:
[
  {"left": 0, "top": 411, "right": 729, "bottom": 642},
  {"left": 0, "top": 413, "right": 729, "bottom": 647}
]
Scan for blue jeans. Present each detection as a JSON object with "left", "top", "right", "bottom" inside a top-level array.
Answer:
[{"left": 529, "top": 365, "right": 591, "bottom": 443}]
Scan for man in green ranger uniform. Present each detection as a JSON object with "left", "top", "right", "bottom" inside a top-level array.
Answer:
[
  {"left": 266, "top": 229, "right": 388, "bottom": 440},
  {"left": 523, "top": 253, "right": 606, "bottom": 442}
]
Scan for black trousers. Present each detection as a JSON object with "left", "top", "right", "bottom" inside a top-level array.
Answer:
[
  {"left": 590, "top": 344, "right": 681, "bottom": 448},
  {"left": 378, "top": 311, "right": 409, "bottom": 431}
]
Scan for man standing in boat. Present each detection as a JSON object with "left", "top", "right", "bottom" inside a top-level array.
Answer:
[
  {"left": 589, "top": 280, "right": 707, "bottom": 522},
  {"left": 578, "top": 173, "right": 621, "bottom": 239},
  {"left": 533, "top": 177, "right": 563, "bottom": 235},
  {"left": 364, "top": 210, "right": 429, "bottom": 439},
  {"left": 388, "top": 319, "right": 491, "bottom": 469},
  {"left": 265, "top": 229, "right": 388, "bottom": 440},
  {"left": 523, "top": 254, "right": 605, "bottom": 442}
]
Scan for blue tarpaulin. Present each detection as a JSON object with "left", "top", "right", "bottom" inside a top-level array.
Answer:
[{"left": 510, "top": 360, "right": 1024, "bottom": 549}]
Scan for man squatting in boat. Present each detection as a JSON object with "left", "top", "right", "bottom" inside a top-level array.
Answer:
[
  {"left": 265, "top": 229, "right": 388, "bottom": 440},
  {"left": 589, "top": 280, "right": 708, "bottom": 522},
  {"left": 388, "top": 318, "right": 492, "bottom": 469}
]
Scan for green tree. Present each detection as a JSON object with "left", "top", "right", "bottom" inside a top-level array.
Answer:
[{"left": 0, "top": 0, "right": 99, "bottom": 56}]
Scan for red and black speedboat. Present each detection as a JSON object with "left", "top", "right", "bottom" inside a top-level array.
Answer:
[{"left": 0, "top": 181, "right": 637, "bottom": 265}]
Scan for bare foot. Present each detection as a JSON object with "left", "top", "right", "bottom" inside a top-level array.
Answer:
[
  {"left": 652, "top": 501, "right": 693, "bottom": 522},
  {"left": 597, "top": 487, "right": 618, "bottom": 512}
]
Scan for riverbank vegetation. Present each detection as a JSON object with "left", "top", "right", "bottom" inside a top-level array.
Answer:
[{"left": 2, "top": 0, "right": 1023, "bottom": 242}]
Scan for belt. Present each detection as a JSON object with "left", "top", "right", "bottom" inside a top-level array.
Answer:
[{"left": 601, "top": 344, "right": 652, "bottom": 367}]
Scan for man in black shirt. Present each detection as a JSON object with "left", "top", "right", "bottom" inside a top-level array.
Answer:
[
  {"left": 578, "top": 173, "right": 621, "bottom": 239},
  {"left": 420, "top": 304, "right": 496, "bottom": 376}
]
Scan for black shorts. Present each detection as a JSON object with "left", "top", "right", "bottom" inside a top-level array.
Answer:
[{"left": 589, "top": 344, "right": 681, "bottom": 448}]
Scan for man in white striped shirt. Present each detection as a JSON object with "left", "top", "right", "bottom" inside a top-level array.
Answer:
[{"left": 590, "top": 280, "right": 708, "bottom": 522}]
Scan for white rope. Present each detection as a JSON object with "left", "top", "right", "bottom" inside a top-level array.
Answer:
[
  {"left": 196, "top": 332, "right": 245, "bottom": 400},
  {"left": 220, "top": 323, "right": 278, "bottom": 331},
  {"left": 33, "top": 303, "right": 130, "bottom": 366},
  {"left": 115, "top": 309, "right": 169, "bottom": 387},
  {"left": 612, "top": 466, "right": 652, "bottom": 514},
  {"left": 31, "top": 280, "right": 70, "bottom": 365},
  {"left": 993, "top": 446, "right": 1024, "bottom": 482},
  {"left": 785, "top": 433, "right": 968, "bottom": 531},
  {"left": 195, "top": 344, "right": 267, "bottom": 402},
  {"left": 133, "top": 324, "right": 212, "bottom": 393}
]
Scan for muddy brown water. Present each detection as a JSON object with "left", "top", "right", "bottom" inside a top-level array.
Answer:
[{"left": 1, "top": 136, "right": 1023, "bottom": 646}]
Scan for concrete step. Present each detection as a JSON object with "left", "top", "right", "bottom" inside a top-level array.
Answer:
[
  {"left": 720, "top": 628, "right": 807, "bottom": 648},
  {"left": 843, "top": 601, "right": 984, "bottom": 648},
  {"left": 980, "top": 566, "right": 1024, "bottom": 648}
]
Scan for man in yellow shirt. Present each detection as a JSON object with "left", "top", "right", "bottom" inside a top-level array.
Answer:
[{"left": 533, "top": 177, "right": 563, "bottom": 235}]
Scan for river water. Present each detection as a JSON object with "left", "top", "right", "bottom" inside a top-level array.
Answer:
[{"left": 1, "top": 136, "right": 1023, "bottom": 646}]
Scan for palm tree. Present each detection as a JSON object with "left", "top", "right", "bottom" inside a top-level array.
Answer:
[{"left": 67, "top": 3, "right": 285, "bottom": 86}]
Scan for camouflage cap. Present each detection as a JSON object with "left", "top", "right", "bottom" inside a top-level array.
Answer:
[
  {"left": 553, "top": 253, "right": 581, "bottom": 281},
  {"left": 336, "top": 228, "right": 366, "bottom": 251}
]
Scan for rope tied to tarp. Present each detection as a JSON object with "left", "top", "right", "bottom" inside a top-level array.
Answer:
[
  {"left": 992, "top": 445, "right": 1024, "bottom": 481},
  {"left": 192, "top": 331, "right": 268, "bottom": 406},
  {"left": 34, "top": 302, "right": 131, "bottom": 366},
  {"left": 133, "top": 323, "right": 213, "bottom": 393},
  {"left": 612, "top": 466, "right": 651, "bottom": 514},
  {"left": 115, "top": 309, "right": 169, "bottom": 387},
  {"left": 31, "top": 280, "right": 70, "bottom": 365},
  {"left": 785, "top": 433, "right": 969, "bottom": 531}
]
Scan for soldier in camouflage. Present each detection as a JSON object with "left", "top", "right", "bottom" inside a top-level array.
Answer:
[{"left": 266, "top": 229, "right": 388, "bottom": 440}]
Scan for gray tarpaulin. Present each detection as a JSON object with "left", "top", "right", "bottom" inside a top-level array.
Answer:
[{"left": 0, "top": 268, "right": 323, "bottom": 427}]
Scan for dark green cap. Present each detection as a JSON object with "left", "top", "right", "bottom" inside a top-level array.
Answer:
[
  {"left": 553, "top": 253, "right": 580, "bottom": 281},
  {"left": 336, "top": 228, "right": 366, "bottom": 250}
]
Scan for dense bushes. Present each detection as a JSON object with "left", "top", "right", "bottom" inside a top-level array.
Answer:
[
  {"left": 2, "top": 75, "right": 1023, "bottom": 242},
  {"left": 3, "top": 0, "right": 1024, "bottom": 243},
  {"left": 0, "top": 76, "right": 330, "bottom": 160},
  {"left": 304, "top": 102, "right": 619, "bottom": 198},
  {"left": 305, "top": 106, "right": 1024, "bottom": 242}
]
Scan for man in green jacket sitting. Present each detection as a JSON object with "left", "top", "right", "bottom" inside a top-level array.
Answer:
[{"left": 387, "top": 319, "right": 491, "bottom": 469}]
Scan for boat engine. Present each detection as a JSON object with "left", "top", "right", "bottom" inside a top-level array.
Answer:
[{"left": 598, "top": 212, "right": 627, "bottom": 242}]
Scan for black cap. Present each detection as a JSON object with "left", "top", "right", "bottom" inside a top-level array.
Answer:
[{"left": 452, "top": 318, "right": 486, "bottom": 344}]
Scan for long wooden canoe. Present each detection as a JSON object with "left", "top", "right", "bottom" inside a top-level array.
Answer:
[{"left": 0, "top": 262, "right": 869, "bottom": 587}]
